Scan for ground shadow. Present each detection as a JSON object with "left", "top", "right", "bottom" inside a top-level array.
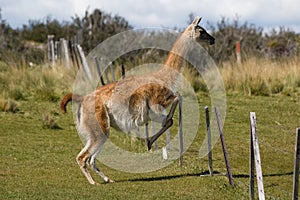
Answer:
[
  {"left": 233, "top": 171, "right": 293, "bottom": 179},
  {"left": 114, "top": 171, "right": 294, "bottom": 183},
  {"left": 116, "top": 170, "right": 224, "bottom": 183}
]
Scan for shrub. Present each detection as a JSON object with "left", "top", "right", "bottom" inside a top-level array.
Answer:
[
  {"left": 269, "top": 79, "right": 284, "bottom": 94},
  {"left": 42, "top": 113, "right": 61, "bottom": 129},
  {"left": 192, "top": 78, "right": 208, "bottom": 93},
  {"left": 0, "top": 99, "right": 19, "bottom": 113},
  {"left": 35, "top": 86, "right": 60, "bottom": 102},
  {"left": 9, "top": 87, "right": 26, "bottom": 100},
  {"left": 249, "top": 77, "right": 269, "bottom": 96}
]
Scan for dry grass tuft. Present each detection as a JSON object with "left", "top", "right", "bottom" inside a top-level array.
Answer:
[
  {"left": 0, "top": 63, "right": 76, "bottom": 101},
  {"left": 220, "top": 58, "right": 300, "bottom": 96},
  {"left": 0, "top": 98, "right": 19, "bottom": 113},
  {"left": 42, "top": 113, "right": 61, "bottom": 129}
]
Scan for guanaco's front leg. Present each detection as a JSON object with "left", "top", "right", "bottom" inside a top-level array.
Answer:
[{"left": 147, "top": 95, "right": 179, "bottom": 150}]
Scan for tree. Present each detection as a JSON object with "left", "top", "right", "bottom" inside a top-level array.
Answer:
[
  {"left": 70, "top": 8, "right": 132, "bottom": 52},
  {"left": 21, "top": 16, "right": 71, "bottom": 43},
  {"left": 0, "top": 8, "right": 24, "bottom": 62},
  {"left": 206, "top": 16, "right": 264, "bottom": 63},
  {"left": 264, "top": 27, "right": 299, "bottom": 58}
]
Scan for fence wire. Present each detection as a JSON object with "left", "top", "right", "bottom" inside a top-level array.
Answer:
[{"left": 202, "top": 111, "right": 298, "bottom": 199}]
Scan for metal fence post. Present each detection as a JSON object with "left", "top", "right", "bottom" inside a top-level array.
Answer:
[
  {"left": 215, "top": 107, "right": 234, "bottom": 186},
  {"left": 205, "top": 106, "right": 213, "bottom": 176}
]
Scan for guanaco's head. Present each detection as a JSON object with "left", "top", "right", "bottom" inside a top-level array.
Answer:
[{"left": 184, "top": 16, "right": 215, "bottom": 45}]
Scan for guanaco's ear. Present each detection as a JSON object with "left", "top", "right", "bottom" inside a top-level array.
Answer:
[{"left": 192, "top": 16, "right": 202, "bottom": 25}]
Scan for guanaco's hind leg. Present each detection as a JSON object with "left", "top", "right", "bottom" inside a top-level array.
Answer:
[
  {"left": 89, "top": 151, "right": 114, "bottom": 183},
  {"left": 76, "top": 141, "right": 97, "bottom": 185},
  {"left": 76, "top": 133, "right": 114, "bottom": 184},
  {"left": 76, "top": 97, "right": 114, "bottom": 184}
]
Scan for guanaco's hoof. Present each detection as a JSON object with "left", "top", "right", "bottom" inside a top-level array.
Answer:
[
  {"left": 147, "top": 139, "right": 152, "bottom": 150},
  {"left": 104, "top": 178, "right": 115, "bottom": 184},
  {"left": 107, "top": 179, "right": 115, "bottom": 183}
]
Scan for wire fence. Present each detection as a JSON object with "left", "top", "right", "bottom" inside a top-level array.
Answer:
[
  {"left": 48, "top": 35, "right": 299, "bottom": 199},
  {"left": 203, "top": 107, "right": 299, "bottom": 199}
]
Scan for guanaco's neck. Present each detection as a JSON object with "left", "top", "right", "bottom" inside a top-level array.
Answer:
[
  {"left": 164, "top": 34, "right": 190, "bottom": 72},
  {"left": 156, "top": 33, "right": 191, "bottom": 91}
]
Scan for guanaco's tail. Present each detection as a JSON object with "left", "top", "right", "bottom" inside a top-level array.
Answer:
[{"left": 60, "top": 93, "right": 84, "bottom": 114}]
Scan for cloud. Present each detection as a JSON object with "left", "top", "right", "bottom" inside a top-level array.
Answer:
[
  {"left": 0, "top": 0, "right": 299, "bottom": 32},
  {"left": 251, "top": 0, "right": 299, "bottom": 26},
  {"left": 78, "top": 0, "right": 300, "bottom": 31},
  {"left": 1, "top": 0, "right": 76, "bottom": 27}
]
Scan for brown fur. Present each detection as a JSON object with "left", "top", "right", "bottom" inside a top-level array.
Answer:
[
  {"left": 60, "top": 93, "right": 84, "bottom": 113},
  {"left": 60, "top": 16, "right": 215, "bottom": 184}
]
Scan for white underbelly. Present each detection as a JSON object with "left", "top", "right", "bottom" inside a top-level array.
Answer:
[{"left": 108, "top": 101, "right": 148, "bottom": 133}]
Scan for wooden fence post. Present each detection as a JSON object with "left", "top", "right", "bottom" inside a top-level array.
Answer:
[
  {"left": 109, "top": 62, "right": 115, "bottom": 82},
  {"left": 72, "top": 43, "right": 81, "bottom": 69},
  {"left": 47, "top": 35, "right": 55, "bottom": 66},
  {"left": 94, "top": 57, "right": 106, "bottom": 85},
  {"left": 68, "top": 41, "right": 78, "bottom": 69},
  {"left": 235, "top": 41, "right": 241, "bottom": 64},
  {"left": 151, "top": 122, "right": 158, "bottom": 150},
  {"left": 250, "top": 123, "right": 255, "bottom": 200},
  {"left": 215, "top": 107, "right": 234, "bottom": 186},
  {"left": 99, "top": 58, "right": 110, "bottom": 84},
  {"left": 76, "top": 44, "right": 92, "bottom": 80},
  {"left": 205, "top": 106, "right": 213, "bottom": 176},
  {"left": 55, "top": 41, "right": 59, "bottom": 62},
  {"left": 145, "top": 123, "right": 149, "bottom": 147},
  {"left": 250, "top": 112, "right": 265, "bottom": 200},
  {"left": 293, "top": 128, "right": 300, "bottom": 200},
  {"left": 61, "top": 38, "right": 70, "bottom": 68},
  {"left": 166, "top": 129, "right": 171, "bottom": 150},
  {"left": 121, "top": 63, "right": 125, "bottom": 79},
  {"left": 178, "top": 96, "right": 183, "bottom": 166}
]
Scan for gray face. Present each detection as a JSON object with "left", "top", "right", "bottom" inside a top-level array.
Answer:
[
  {"left": 185, "top": 16, "right": 215, "bottom": 45},
  {"left": 194, "top": 25, "right": 215, "bottom": 45}
]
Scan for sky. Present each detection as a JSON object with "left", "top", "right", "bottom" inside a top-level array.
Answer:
[{"left": 1, "top": 0, "right": 300, "bottom": 32}]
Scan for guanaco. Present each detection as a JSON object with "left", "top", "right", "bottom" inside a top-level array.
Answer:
[{"left": 60, "top": 16, "right": 215, "bottom": 184}]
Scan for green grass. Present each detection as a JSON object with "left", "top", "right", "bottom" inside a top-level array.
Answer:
[
  {"left": 1, "top": 93, "right": 299, "bottom": 199},
  {"left": 0, "top": 58, "right": 299, "bottom": 199}
]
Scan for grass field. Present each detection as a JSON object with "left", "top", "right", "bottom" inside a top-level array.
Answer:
[
  {"left": 1, "top": 92, "right": 299, "bottom": 199},
  {"left": 1, "top": 57, "right": 300, "bottom": 199}
]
